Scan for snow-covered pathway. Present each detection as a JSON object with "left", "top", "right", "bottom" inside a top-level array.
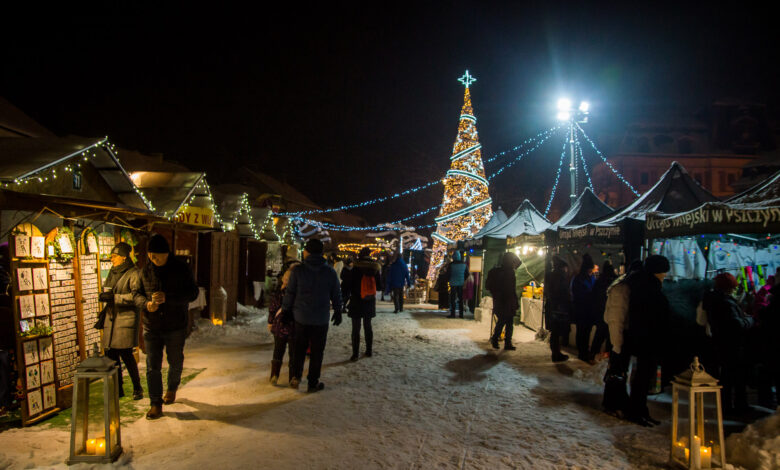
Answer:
[{"left": 1, "top": 302, "right": 677, "bottom": 469}]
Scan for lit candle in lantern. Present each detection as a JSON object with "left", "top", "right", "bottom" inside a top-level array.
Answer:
[
  {"left": 96, "top": 437, "right": 106, "bottom": 454},
  {"left": 692, "top": 436, "right": 701, "bottom": 469},
  {"left": 85, "top": 439, "right": 96, "bottom": 454},
  {"left": 700, "top": 446, "right": 711, "bottom": 468}
]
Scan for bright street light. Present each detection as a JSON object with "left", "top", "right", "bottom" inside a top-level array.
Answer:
[
  {"left": 579, "top": 101, "right": 590, "bottom": 113},
  {"left": 556, "top": 111, "right": 571, "bottom": 121},
  {"left": 555, "top": 96, "right": 591, "bottom": 208},
  {"left": 557, "top": 98, "right": 572, "bottom": 111}
]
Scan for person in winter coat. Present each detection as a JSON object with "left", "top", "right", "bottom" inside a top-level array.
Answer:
[
  {"left": 141, "top": 234, "right": 199, "bottom": 420},
  {"left": 623, "top": 255, "right": 671, "bottom": 426},
  {"left": 602, "top": 260, "right": 643, "bottom": 416},
  {"left": 590, "top": 261, "right": 617, "bottom": 359},
  {"left": 380, "top": 255, "right": 391, "bottom": 301},
  {"left": 757, "top": 283, "right": 780, "bottom": 408},
  {"left": 283, "top": 239, "right": 343, "bottom": 392},
  {"left": 266, "top": 254, "right": 301, "bottom": 385},
  {"left": 99, "top": 242, "right": 146, "bottom": 400},
  {"left": 545, "top": 256, "right": 571, "bottom": 362},
  {"left": 347, "top": 247, "right": 382, "bottom": 360},
  {"left": 487, "top": 252, "right": 521, "bottom": 350},
  {"left": 434, "top": 260, "right": 450, "bottom": 310},
  {"left": 702, "top": 272, "right": 755, "bottom": 413},
  {"left": 448, "top": 251, "right": 469, "bottom": 318},
  {"left": 571, "top": 254, "right": 597, "bottom": 363},
  {"left": 753, "top": 275, "right": 774, "bottom": 315},
  {"left": 387, "top": 253, "right": 411, "bottom": 313},
  {"left": 340, "top": 257, "right": 354, "bottom": 305},
  {"left": 463, "top": 274, "right": 476, "bottom": 314}
]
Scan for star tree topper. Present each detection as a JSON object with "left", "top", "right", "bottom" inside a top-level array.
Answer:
[{"left": 458, "top": 70, "right": 476, "bottom": 88}]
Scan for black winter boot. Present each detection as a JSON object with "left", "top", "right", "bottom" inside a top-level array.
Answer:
[{"left": 270, "top": 360, "right": 282, "bottom": 385}]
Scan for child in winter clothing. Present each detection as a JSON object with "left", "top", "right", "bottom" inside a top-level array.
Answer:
[{"left": 267, "top": 255, "right": 300, "bottom": 384}]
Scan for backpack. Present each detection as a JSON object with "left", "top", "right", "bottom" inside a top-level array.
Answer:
[{"left": 360, "top": 273, "right": 377, "bottom": 299}]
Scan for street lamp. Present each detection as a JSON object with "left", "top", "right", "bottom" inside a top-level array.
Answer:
[{"left": 557, "top": 98, "right": 590, "bottom": 207}]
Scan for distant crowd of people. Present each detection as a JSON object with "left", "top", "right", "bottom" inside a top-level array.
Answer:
[{"left": 541, "top": 251, "right": 779, "bottom": 426}]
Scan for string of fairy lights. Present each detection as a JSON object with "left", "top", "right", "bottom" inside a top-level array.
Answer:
[
  {"left": 544, "top": 135, "right": 571, "bottom": 216},
  {"left": 576, "top": 122, "right": 640, "bottom": 197},
  {"left": 576, "top": 136, "right": 594, "bottom": 191}
]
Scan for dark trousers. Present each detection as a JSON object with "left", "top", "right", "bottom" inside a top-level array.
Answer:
[
  {"left": 628, "top": 354, "right": 657, "bottom": 418},
  {"left": 351, "top": 315, "right": 373, "bottom": 355},
  {"left": 576, "top": 321, "right": 594, "bottom": 359},
  {"left": 546, "top": 314, "right": 569, "bottom": 355},
  {"left": 105, "top": 347, "right": 142, "bottom": 393},
  {"left": 449, "top": 286, "right": 464, "bottom": 315},
  {"left": 292, "top": 322, "right": 328, "bottom": 385},
  {"left": 0, "top": 350, "right": 11, "bottom": 408},
  {"left": 144, "top": 328, "right": 187, "bottom": 407},
  {"left": 720, "top": 358, "right": 749, "bottom": 410},
  {"left": 272, "top": 335, "right": 294, "bottom": 377},
  {"left": 492, "top": 316, "right": 514, "bottom": 346},
  {"left": 590, "top": 321, "right": 612, "bottom": 356},
  {"left": 392, "top": 288, "right": 404, "bottom": 312},
  {"left": 603, "top": 351, "right": 630, "bottom": 412}
]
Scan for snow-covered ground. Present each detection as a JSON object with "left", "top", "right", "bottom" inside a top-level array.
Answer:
[{"left": 0, "top": 301, "right": 776, "bottom": 469}]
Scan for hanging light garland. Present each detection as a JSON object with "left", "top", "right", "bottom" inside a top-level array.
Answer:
[
  {"left": 486, "top": 126, "right": 562, "bottom": 180},
  {"left": 575, "top": 122, "right": 640, "bottom": 196},
  {"left": 544, "top": 132, "right": 571, "bottom": 216},
  {"left": 576, "top": 136, "right": 594, "bottom": 191},
  {"left": 291, "top": 204, "right": 442, "bottom": 232}
]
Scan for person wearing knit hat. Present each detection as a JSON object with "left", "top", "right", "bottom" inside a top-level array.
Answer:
[
  {"left": 140, "top": 233, "right": 199, "bottom": 420},
  {"left": 622, "top": 254, "right": 671, "bottom": 426},
  {"left": 98, "top": 242, "right": 145, "bottom": 400},
  {"left": 701, "top": 271, "right": 754, "bottom": 413}
]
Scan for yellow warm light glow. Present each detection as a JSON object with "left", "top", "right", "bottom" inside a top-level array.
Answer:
[
  {"left": 212, "top": 318, "right": 224, "bottom": 326},
  {"left": 427, "top": 84, "right": 492, "bottom": 280}
]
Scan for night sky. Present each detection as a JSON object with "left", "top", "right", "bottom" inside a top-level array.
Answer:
[{"left": 2, "top": 3, "right": 777, "bottom": 228}]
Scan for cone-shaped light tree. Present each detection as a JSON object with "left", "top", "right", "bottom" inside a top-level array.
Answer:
[{"left": 427, "top": 71, "right": 493, "bottom": 280}]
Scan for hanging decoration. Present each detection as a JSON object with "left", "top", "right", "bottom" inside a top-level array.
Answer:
[
  {"left": 575, "top": 122, "right": 639, "bottom": 196},
  {"left": 544, "top": 133, "right": 571, "bottom": 216},
  {"left": 426, "top": 71, "right": 493, "bottom": 280}
]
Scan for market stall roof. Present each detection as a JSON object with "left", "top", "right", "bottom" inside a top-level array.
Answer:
[
  {"left": 481, "top": 200, "right": 550, "bottom": 239},
  {"left": 728, "top": 168, "right": 780, "bottom": 206},
  {"left": 473, "top": 207, "right": 508, "bottom": 238},
  {"left": 550, "top": 187, "right": 614, "bottom": 229},
  {"left": 646, "top": 169, "right": 780, "bottom": 238},
  {"left": 0, "top": 136, "right": 151, "bottom": 210},
  {"left": 599, "top": 161, "right": 718, "bottom": 224},
  {"left": 128, "top": 171, "right": 209, "bottom": 218}
]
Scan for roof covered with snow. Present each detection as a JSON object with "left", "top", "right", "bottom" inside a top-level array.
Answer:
[
  {"left": 480, "top": 200, "right": 550, "bottom": 239},
  {"left": 727, "top": 168, "right": 780, "bottom": 207},
  {"left": 599, "top": 161, "right": 718, "bottom": 223},
  {"left": 474, "top": 207, "right": 508, "bottom": 238},
  {"left": 551, "top": 188, "right": 614, "bottom": 229}
]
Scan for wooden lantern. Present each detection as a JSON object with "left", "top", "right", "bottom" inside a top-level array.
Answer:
[
  {"left": 671, "top": 357, "right": 726, "bottom": 469},
  {"left": 67, "top": 348, "right": 122, "bottom": 464}
]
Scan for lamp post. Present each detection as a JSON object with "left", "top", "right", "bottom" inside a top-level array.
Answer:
[{"left": 556, "top": 98, "right": 590, "bottom": 207}]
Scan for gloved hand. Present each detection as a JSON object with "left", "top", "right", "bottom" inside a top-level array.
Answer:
[
  {"left": 331, "top": 310, "right": 342, "bottom": 326},
  {"left": 98, "top": 292, "right": 114, "bottom": 303}
]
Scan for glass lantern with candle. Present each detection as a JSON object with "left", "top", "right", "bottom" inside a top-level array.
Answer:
[
  {"left": 67, "top": 346, "right": 122, "bottom": 464},
  {"left": 670, "top": 357, "right": 726, "bottom": 469}
]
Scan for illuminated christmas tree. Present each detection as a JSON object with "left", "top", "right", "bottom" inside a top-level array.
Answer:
[{"left": 427, "top": 71, "right": 493, "bottom": 280}]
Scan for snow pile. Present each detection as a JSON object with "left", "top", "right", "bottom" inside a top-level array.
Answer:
[
  {"left": 187, "top": 304, "right": 270, "bottom": 345},
  {"left": 725, "top": 408, "right": 780, "bottom": 470}
]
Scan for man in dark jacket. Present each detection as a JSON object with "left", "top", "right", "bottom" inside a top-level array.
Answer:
[
  {"left": 387, "top": 253, "right": 411, "bottom": 313},
  {"left": 347, "top": 248, "right": 381, "bottom": 360},
  {"left": 702, "top": 272, "right": 755, "bottom": 413},
  {"left": 447, "top": 251, "right": 469, "bottom": 318},
  {"left": 487, "top": 252, "right": 521, "bottom": 350},
  {"left": 283, "top": 239, "right": 343, "bottom": 392},
  {"left": 141, "top": 234, "right": 199, "bottom": 419},
  {"left": 623, "top": 255, "right": 670, "bottom": 426},
  {"left": 544, "top": 256, "right": 570, "bottom": 362},
  {"left": 571, "top": 254, "right": 597, "bottom": 363}
]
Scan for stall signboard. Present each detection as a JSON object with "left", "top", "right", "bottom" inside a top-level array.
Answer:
[
  {"left": 646, "top": 203, "right": 780, "bottom": 238},
  {"left": 468, "top": 256, "right": 482, "bottom": 273},
  {"left": 555, "top": 223, "right": 623, "bottom": 242},
  {"left": 175, "top": 205, "right": 215, "bottom": 228}
]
